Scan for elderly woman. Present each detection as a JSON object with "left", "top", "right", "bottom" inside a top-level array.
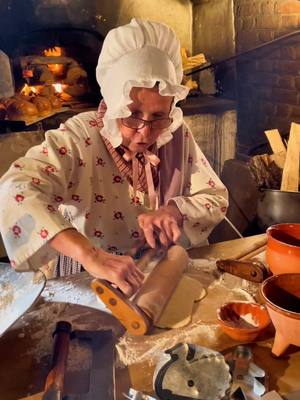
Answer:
[{"left": 0, "top": 19, "right": 228, "bottom": 296}]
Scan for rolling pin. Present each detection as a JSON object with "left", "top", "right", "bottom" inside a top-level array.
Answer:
[{"left": 91, "top": 245, "right": 189, "bottom": 335}]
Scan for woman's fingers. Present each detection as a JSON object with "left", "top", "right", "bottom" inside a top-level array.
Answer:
[
  {"left": 161, "top": 218, "right": 181, "bottom": 243},
  {"left": 117, "top": 279, "right": 134, "bottom": 297},
  {"left": 158, "top": 229, "right": 169, "bottom": 246},
  {"left": 141, "top": 217, "right": 180, "bottom": 248},
  {"left": 170, "top": 220, "right": 181, "bottom": 242},
  {"left": 141, "top": 224, "right": 156, "bottom": 248},
  {"left": 126, "top": 271, "right": 143, "bottom": 294},
  {"left": 112, "top": 256, "right": 144, "bottom": 295}
]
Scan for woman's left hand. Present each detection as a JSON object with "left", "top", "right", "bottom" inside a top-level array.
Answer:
[{"left": 138, "top": 204, "right": 183, "bottom": 248}]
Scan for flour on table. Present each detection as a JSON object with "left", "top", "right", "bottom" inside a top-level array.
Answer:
[{"left": 116, "top": 257, "right": 259, "bottom": 367}]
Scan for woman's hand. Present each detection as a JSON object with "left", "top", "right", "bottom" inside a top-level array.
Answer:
[
  {"left": 50, "top": 228, "right": 144, "bottom": 297},
  {"left": 82, "top": 247, "right": 144, "bottom": 297},
  {"left": 138, "top": 204, "right": 183, "bottom": 248}
]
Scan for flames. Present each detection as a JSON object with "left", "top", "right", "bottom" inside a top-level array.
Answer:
[
  {"left": 43, "top": 46, "right": 64, "bottom": 75},
  {"left": 43, "top": 47, "right": 62, "bottom": 57},
  {"left": 21, "top": 47, "right": 67, "bottom": 98},
  {"left": 21, "top": 83, "right": 68, "bottom": 99},
  {"left": 21, "top": 83, "right": 38, "bottom": 96},
  {"left": 20, "top": 46, "right": 85, "bottom": 102},
  {"left": 52, "top": 83, "right": 66, "bottom": 93}
]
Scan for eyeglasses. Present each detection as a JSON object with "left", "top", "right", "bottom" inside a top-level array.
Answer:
[{"left": 121, "top": 116, "right": 173, "bottom": 130}]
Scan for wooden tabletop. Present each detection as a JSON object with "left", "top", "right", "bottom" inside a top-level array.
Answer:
[{"left": 1, "top": 234, "right": 300, "bottom": 399}]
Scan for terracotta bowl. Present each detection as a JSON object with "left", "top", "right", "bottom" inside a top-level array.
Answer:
[
  {"left": 266, "top": 223, "right": 300, "bottom": 275},
  {"left": 217, "top": 302, "right": 271, "bottom": 342},
  {"left": 261, "top": 273, "right": 300, "bottom": 356}
]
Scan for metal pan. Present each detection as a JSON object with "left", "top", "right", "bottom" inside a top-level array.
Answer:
[{"left": 257, "top": 188, "right": 300, "bottom": 231}]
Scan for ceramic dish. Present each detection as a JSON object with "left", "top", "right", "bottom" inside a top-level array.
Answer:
[{"left": 217, "top": 302, "right": 271, "bottom": 342}]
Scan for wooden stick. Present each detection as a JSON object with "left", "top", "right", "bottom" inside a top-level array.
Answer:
[
  {"left": 265, "top": 129, "right": 286, "bottom": 154},
  {"left": 239, "top": 245, "right": 267, "bottom": 260},
  {"left": 188, "top": 233, "right": 267, "bottom": 260},
  {"left": 230, "top": 237, "right": 267, "bottom": 260}
]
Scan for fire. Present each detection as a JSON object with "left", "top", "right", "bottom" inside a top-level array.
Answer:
[
  {"left": 43, "top": 47, "right": 62, "bottom": 57},
  {"left": 43, "top": 46, "right": 64, "bottom": 75},
  {"left": 52, "top": 83, "right": 65, "bottom": 93},
  {"left": 21, "top": 83, "right": 68, "bottom": 98},
  {"left": 21, "top": 83, "right": 38, "bottom": 96}
]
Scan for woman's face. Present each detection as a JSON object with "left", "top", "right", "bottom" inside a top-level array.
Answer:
[{"left": 118, "top": 86, "right": 173, "bottom": 153}]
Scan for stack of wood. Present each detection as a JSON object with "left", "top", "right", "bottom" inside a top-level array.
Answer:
[{"left": 248, "top": 122, "right": 300, "bottom": 192}]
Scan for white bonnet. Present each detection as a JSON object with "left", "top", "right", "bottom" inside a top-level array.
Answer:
[{"left": 96, "top": 18, "right": 189, "bottom": 148}]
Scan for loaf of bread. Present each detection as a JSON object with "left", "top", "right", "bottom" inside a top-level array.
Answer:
[
  {"left": 31, "top": 95, "right": 52, "bottom": 116},
  {"left": 6, "top": 98, "right": 38, "bottom": 121},
  {"left": 48, "top": 95, "right": 62, "bottom": 109},
  {"left": 40, "top": 85, "right": 56, "bottom": 97}
]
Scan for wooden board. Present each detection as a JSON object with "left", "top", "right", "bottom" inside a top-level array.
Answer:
[
  {"left": 280, "top": 122, "right": 300, "bottom": 192},
  {"left": 270, "top": 152, "right": 286, "bottom": 170},
  {"left": 265, "top": 129, "right": 286, "bottom": 155}
]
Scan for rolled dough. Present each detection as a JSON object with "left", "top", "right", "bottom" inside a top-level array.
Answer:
[{"left": 155, "top": 275, "right": 206, "bottom": 329}]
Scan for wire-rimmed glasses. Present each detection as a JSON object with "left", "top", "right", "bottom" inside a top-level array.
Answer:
[{"left": 121, "top": 116, "right": 173, "bottom": 130}]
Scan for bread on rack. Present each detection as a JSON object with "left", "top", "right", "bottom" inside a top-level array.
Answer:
[
  {"left": 48, "top": 95, "right": 62, "bottom": 109},
  {"left": 31, "top": 95, "right": 52, "bottom": 116},
  {"left": 6, "top": 98, "right": 38, "bottom": 121}
]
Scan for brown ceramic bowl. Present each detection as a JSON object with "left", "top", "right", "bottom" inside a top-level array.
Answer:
[
  {"left": 266, "top": 223, "right": 300, "bottom": 275},
  {"left": 261, "top": 273, "right": 300, "bottom": 356},
  {"left": 217, "top": 302, "right": 271, "bottom": 342}
]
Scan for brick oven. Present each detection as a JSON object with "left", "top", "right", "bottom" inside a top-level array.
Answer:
[
  {"left": 1, "top": 1, "right": 300, "bottom": 151},
  {"left": 0, "top": 0, "right": 107, "bottom": 131}
]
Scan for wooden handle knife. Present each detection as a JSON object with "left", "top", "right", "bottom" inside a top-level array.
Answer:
[{"left": 216, "top": 259, "right": 270, "bottom": 283}]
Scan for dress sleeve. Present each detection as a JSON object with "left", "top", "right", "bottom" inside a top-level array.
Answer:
[
  {"left": 168, "top": 124, "right": 229, "bottom": 247},
  {"left": 0, "top": 122, "right": 81, "bottom": 271}
]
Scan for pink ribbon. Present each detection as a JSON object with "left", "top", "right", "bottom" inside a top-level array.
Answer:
[{"left": 123, "top": 148, "right": 160, "bottom": 210}]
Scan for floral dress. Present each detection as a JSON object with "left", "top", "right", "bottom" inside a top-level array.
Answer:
[{"left": 0, "top": 111, "right": 228, "bottom": 273}]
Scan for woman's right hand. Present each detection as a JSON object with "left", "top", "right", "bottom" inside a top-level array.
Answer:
[
  {"left": 49, "top": 228, "right": 144, "bottom": 297},
  {"left": 82, "top": 247, "right": 144, "bottom": 297}
]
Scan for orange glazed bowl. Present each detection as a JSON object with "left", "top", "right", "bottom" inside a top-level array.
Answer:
[
  {"left": 217, "top": 302, "right": 271, "bottom": 342},
  {"left": 266, "top": 223, "right": 300, "bottom": 275},
  {"left": 261, "top": 273, "right": 300, "bottom": 356}
]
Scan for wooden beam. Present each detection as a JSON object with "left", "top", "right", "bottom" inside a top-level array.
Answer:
[
  {"left": 265, "top": 129, "right": 287, "bottom": 154},
  {"left": 280, "top": 122, "right": 300, "bottom": 192}
]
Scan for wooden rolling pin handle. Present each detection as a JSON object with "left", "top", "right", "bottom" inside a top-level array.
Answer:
[{"left": 43, "top": 321, "right": 72, "bottom": 398}]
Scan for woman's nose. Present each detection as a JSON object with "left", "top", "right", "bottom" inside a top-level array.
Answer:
[{"left": 138, "top": 123, "right": 152, "bottom": 137}]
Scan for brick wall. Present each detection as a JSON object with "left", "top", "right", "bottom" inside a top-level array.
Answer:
[{"left": 234, "top": 0, "right": 300, "bottom": 153}]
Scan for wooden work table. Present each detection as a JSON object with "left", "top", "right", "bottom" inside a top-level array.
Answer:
[{"left": 1, "top": 235, "right": 300, "bottom": 399}]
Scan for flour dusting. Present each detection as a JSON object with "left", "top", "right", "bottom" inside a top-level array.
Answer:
[{"left": 116, "top": 257, "right": 259, "bottom": 367}]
